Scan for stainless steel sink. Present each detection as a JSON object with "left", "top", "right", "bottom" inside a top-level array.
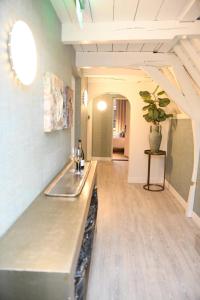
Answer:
[{"left": 44, "top": 161, "right": 91, "bottom": 198}]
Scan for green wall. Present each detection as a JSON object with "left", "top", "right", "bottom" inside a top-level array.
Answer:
[
  {"left": 194, "top": 154, "right": 200, "bottom": 216},
  {"left": 81, "top": 78, "right": 88, "bottom": 157},
  {"left": 75, "top": 78, "right": 81, "bottom": 144},
  {"left": 92, "top": 95, "right": 113, "bottom": 157},
  {"left": 74, "top": 77, "right": 88, "bottom": 157},
  {"left": 0, "top": 0, "right": 77, "bottom": 236},
  {"left": 166, "top": 119, "right": 193, "bottom": 201}
]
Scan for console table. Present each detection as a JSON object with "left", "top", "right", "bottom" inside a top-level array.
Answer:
[
  {"left": 0, "top": 161, "right": 97, "bottom": 300},
  {"left": 143, "top": 149, "right": 166, "bottom": 192}
]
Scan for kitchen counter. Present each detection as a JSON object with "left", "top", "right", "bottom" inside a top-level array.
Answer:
[{"left": 0, "top": 160, "right": 97, "bottom": 300}]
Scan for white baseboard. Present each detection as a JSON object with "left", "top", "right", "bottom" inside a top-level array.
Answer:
[
  {"left": 192, "top": 212, "right": 200, "bottom": 228},
  {"left": 166, "top": 181, "right": 200, "bottom": 228},
  {"left": 165, "top": 180, "right": 187, "bottom": 209},
  {"left": 92, "top": 157, "right": 112, "bottom": 161}
]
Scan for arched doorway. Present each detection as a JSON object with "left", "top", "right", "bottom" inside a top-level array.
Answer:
[
  {"left": 89, "top": 92, "right": 131, "bottom": 163},
  {"left": 111, "top": 95, "right": 130, "bottom": 161}
]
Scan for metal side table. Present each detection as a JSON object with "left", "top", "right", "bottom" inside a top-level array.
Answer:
[{"left": 143, "top": 149, "right": 166, "bottom": 192}]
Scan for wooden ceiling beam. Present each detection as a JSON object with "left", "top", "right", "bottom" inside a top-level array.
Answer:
[
  {"left": 180, "top": 39, "right": 200, "bottom": 74},
  {"left": 62, "top": 20, "right": 200, "bottom": 44},
  {"left": 179, "top": 0, "right": 200, "bottom": 21},
  {"left": 81, "top": 67, "right": 147, "bottom": 78},
  {"left": 142, "top": 66, "right": 191, "bottom": 116},
  {"left": 76, "top": 51, "right": 178, "bottom": 68},
  {"left": 174, "top": 44, "right": 200, "bottom": 90}
]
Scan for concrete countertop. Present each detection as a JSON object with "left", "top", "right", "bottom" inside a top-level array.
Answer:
[{"left": 0, "top": 161, "right": 97, "bottom": 275}]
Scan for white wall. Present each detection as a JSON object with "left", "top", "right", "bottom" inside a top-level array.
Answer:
[{"left": 88, "top": 78, "right": 169, "bottom": 183}]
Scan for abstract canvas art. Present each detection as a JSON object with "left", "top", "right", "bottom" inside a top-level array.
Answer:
[
  {"left": 43, "top": 72, "right": 73, "bottom": 132},
  {"left": 64, "top": 86, "right": 73, "bottom": 129}
]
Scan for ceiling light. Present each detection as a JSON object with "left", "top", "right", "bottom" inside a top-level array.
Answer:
[
  {"left": 9, "top": 21, "right": 37, "bottom": 85},
  {"left": 97, "top": 100, "right": 107, "bottom": 111}
]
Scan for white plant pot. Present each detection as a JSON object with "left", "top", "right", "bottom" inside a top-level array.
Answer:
[{"left": 149, "top": 124, "right": 162, "bottom": 153}]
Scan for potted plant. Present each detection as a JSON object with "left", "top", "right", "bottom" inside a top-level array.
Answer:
[{"left": 139, "top": 86, "right": 173, "bottom": 153}]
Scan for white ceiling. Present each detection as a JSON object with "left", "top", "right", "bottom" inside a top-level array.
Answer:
[
  {"left": 51, "top": 0, "right": 200, "bottom": 54},
  {"left": 82, "top": 67, "right": 151, "bottom": 81},
  {"left": 51, "top": 0, "right": 200, "bottom": 23},
  {"left": 73, "top": 41, "right": 175, "bottom": 53}
]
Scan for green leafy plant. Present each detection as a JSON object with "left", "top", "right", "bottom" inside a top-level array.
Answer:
[{"left": 139, "top": 86, "right": 173, "bottom": 125}]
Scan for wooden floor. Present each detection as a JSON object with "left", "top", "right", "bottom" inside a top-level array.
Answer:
[
  {"left": 87, "top": 161, "right": 200, "bottom": 300},
  {"left": 112, "top": 152, "right": 128, "bottom": 161}
]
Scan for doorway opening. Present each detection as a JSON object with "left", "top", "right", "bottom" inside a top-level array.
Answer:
[
  {"left": 89, "top": 92, "right": 131, "bottom": 164},
  {"left": 112, "top": 96, "right": 130, "bottom": 161}
]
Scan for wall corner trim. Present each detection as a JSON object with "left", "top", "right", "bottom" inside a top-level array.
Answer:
[{"left": 165, "top": 180, "right": 187, "bottom": 209}]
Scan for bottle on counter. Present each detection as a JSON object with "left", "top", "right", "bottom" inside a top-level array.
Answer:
[
  {"left": 75, "top": 147, "right": 81, "bottom": 174},
  {"left": 78, "top": 139, "right": 85, "bottom": 170}
]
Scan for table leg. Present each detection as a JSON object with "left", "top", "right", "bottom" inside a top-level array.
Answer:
[
  {"left": 147, "top": 154, "right": 151, "bottom": 190},
  {"left": 163, "top": 154, "right": 166, "bottom": 190}
]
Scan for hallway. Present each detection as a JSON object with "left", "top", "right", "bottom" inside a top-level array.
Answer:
[{"left": 87, "top": 161, "right": 200, "bottom": 300}]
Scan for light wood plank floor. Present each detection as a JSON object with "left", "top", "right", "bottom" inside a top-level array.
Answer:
[
  {"left": 87, "top": 161, "right": 200, "bottom": 300},
  {"left": 112, "top": 152, "right": 128, "bottom": 161}
]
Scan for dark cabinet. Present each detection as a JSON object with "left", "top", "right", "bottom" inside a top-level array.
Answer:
[{"left": 75, "top": 187, "right": 98, "bottom": 300}]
